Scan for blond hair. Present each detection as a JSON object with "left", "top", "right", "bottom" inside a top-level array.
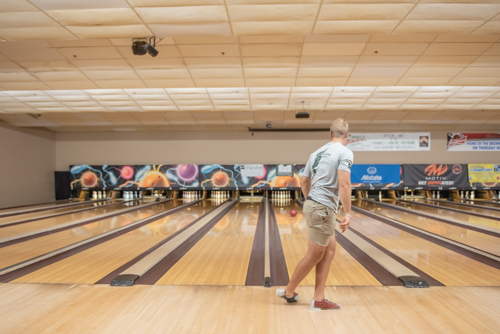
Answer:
[{"left": 330, "top": 118, "right": 349, "bottom": 138}]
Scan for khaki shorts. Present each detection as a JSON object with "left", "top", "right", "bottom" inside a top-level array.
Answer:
[{"left": 303, "top": 199, "right": 336, "bottom": 246}]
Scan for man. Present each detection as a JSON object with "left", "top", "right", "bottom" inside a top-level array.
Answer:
[{"left": 276, "top": 118, "right": 353, "bottom": 311}]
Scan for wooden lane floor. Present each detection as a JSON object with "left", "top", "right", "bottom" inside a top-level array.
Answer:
[
  {"left": 341, "top": 210, "right": 500, "bottom": 286},
  {"left": 0, "top": 201, "right": 112, "bottom": 224},
  {"left": 13, "top": 200, "right": 214, "bottom": 285},
  {"left": 393, "top": 200, "right": 500, "bottom": 229},
  {"left": 274, "top": 200, "right": 381, "bottom": 286},
  {"left": 0, "top": 201, "right": 145, "bottom": 240},
  {"left": 358, "top": 200, "right": 500, "bottom": 257},
  {"left": 0, "top": 200, "right": 181, "bottom": 271},
  {"left": 421, "top": 199, "right": 500, "bottom": 218},
  {"left": 1, "top": 284, "right": 499, "bottom": 334},
  {"left": 156, "top": 201, "right": 259, "bottom": 286}
]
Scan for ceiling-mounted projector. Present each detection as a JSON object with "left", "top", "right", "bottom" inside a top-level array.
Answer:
[{"left": 296, "top": 100, "right": 310, "bottom": 118}]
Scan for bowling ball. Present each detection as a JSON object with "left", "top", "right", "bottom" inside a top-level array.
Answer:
[
  {"left": 212, "top": 171, "right": 228, "bottom": 187},
  {"left": 81, "top": 172, "right": 97, "bottom": 187},
  {"left": 140, "top": 172, "right": 169, "bottom": 188},
  {"left": 121, "top": 166, "right": 134, "bottom": 180},
  {"left": 177, "top": 164, "right": 198, "bottom": 183},
  {"left": 290, "top": 209, "right": 297, "bottom": 217},
  {"left": 273, "top": 176, "right": 299, "bottom": 188}
]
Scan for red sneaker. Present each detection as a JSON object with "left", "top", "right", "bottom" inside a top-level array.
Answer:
[{"left": 310, "top": 299, "right": 342, "bottom": 310}]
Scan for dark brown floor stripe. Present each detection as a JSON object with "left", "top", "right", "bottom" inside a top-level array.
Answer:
[
  {"left": 353, "top": 205, "right": 500, "bottom": 271},
  {"left": 363, "top": 200, "right": 500, "bottom": 237},
  {"left": 398, "top": 199, "right": 500, "bottom": 220},
  {"left": 0, "top": 199, "right": 111, "bottom": 218},
  {"left": 0, "top": 200, "right": 138, "bottom": 229},
  {"left": 0, "top": 200, "right": 172, "bottom": 249},
  {"left": 0, "top": 200, "right": 200, "bottom": 283},
  {"left": 334, "top": 231, "right": 402, "bottom": 286},
  {"left": 268, "top": 200, "right": 290, "bottom": 287},
  {"left": 135, "top": 199, "right": 239, "bottom": 285},
  {"left": 245, "top": 199, "right": 266, "bottom": 286},
  {"left": 96, "top": 200, "right": 218, "bottom": 285},
  {"left": 343, "top": 222, "right": 444, "bottom": 286}
]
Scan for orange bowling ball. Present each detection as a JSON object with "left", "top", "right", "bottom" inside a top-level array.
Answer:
[
  {"left": 140, "top": 172, "right": 169, "bottom": 188},
  {"left": 81, "top": 172, "right": 97, "bottom": 187},
  {"left": 273, "top": 176, "right": 299, "bottom": 188},
  {"left": 213, "top": 172, "right": 228, "bottom": 187}
]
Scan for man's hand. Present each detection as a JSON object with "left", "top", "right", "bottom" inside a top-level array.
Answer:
[{"left": 340, "top": 215, "right": 350, "bottom": 233}]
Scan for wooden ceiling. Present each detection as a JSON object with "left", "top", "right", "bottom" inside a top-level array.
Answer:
[{"left": 0, "top": 0, "right": 499, "bottom": 132}]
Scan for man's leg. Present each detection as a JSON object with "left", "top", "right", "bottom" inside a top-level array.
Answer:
[
  {"left": 284, "top": 240, "right": 326, "bottom": 297},
  {"left": 313, "top": 235, "right": 336, "bottom": 301}
]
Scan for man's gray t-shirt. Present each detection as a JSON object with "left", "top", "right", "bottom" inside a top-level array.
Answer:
[{"left": 303, "top": 142, "right": 354, "bottom": 211}]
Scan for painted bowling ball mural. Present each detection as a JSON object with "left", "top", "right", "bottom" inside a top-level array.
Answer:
[
  {"left": 140, "top": 171, "right": 169, "bottom": 188},
  {"left": 120, "top": 166, "right": 134, "bottom": 180},
  {"left": 177, "top": 164, "right": 199, "bottom": 183},
  {"left": 212, "top": 171, "right": 229, "bottom": 187},
  {"left": 272, "top": 175, "right": 300, "bottom": 188},
  {"left": 81, "top": 172, "right": 97, "bottom": 187}
]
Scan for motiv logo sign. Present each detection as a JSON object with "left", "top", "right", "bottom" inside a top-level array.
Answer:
[{"left": 424, "top": 164, "right": 448, "bottom": 177}]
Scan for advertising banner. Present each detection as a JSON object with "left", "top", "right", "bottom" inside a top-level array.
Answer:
[
  {"left": 351, "top": 164, "right": 401, "bottom": 184},
  {"left": 346, "top": 133, "right": 430, "bottom": 151},
  {"left": 468, "top": 164, "right": 500, "bottom": 187},
  {"left": 447, "top": 133, "right": 500, "bottom": 151},
  {"left": 403, "top": 164, "right": 468, "bottom": 189}
]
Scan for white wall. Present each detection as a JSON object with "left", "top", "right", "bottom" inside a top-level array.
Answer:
[
  {"left": 55, "top": 130, "right": 497, "bottom": 170},
  {"left": 0, "top": 122, "right": 56, "bottom": 209}
]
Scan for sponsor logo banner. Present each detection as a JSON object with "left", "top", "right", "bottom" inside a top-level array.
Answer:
[
  {"left": 403, "top": 164, "right": 468, "bottom": 188},
  {"left": 468, "top": 164, "right": 500, "bottom": 183},
  {"left": 346, "top": 133, "right": 430, "bottom": 151},
  {"left": 351, "top": 164, "right": 400, "bottom": 184},
  {"left": 447, "top": 133, "right": 500, "bottom": 151}
]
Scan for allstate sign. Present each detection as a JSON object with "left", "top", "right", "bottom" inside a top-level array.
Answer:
[{"left": 351, "top": 165, "right": 400, "bottom": 184}]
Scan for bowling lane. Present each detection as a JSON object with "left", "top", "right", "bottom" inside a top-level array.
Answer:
[
  {"left": 0, "top": 200, "right": 74, "bottom": 214},
  {"left": 14, "top": 200, "right": 214, "bottom": 284},
  {"left": 393, "top": 200, "right": 500, "bottom": 229},
  {"left": 156, "top": 200, "right": 259, "bottom": 285},
  {"left": 0, "top": 200, "right": 183, "bottom": 271},
  {"left": 275, "top": 200, "right": 381, "bottom": 286},
  {"left": 421, "top": 200, "right": 500, "bottom": 218},
  {"left": 339, "top": 209, "right": 500, "bottom": 286},
  {"left": 0, "top": 201, "right": 109, "bottom": 223},
  {"left": 0, "top": 200, "right": 145, "bottom": 240},
  {"left": 357, "top": 201, "right": 500, "bottom": 257},
  {"left": 460, "top": 200, "right": 500, "bottom": 209}
]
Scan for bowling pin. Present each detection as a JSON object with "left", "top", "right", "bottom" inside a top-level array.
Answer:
[
  {"left": 437, "top": 191, "right": 440, "bottom": 199},
  {"left": 471, "top": 191, "right": 475, "bottom": 200},
  {"left": 92, "top": 191, "right": 97, "bottom": 200},
  {"left": 410, "top": 190, "right": 414, "bottom": 197},
  {"left": 465, "top": 191, "right": 469, "bottom": 199},
  {"left": 378, "top": 191, "right": 382, "bottom": 201},
  {"left": 460, "top": 191, "right": 464, "bottom": 199}
]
